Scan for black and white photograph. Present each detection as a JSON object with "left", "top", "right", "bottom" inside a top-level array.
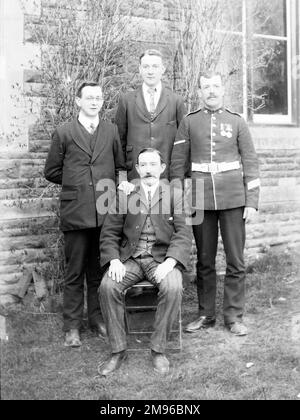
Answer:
[{"left": 0, "top": 0, "right": 299, "bottom": 402}]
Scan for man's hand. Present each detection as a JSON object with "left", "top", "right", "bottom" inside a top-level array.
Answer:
[
  {"left": 243, "top": 207, "right": 257, "bottom": 223},
  {"left": 108, "top": 259, "right": 126, "bottom": 283},
  {"left": 154, "top": 258, "right": 177, "bottom": 284},
  {"left": 118, "top": 181, "right": 135, "bottom": 195}
]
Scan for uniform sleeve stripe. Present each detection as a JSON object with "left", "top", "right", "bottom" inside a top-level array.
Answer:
[
  {"left": 248, "top": 179, "right": 260, "bottom": 190},
  {"left": 174, "top": 140, "right": 186, "bottom": 146}
]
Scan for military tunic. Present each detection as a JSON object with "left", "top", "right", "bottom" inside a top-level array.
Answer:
[
  {"left": 170, "top": 107, "right": 260, "bottom": 324},
  {"left": 170, "top": 107, "right": 260, "bottom": 210}
]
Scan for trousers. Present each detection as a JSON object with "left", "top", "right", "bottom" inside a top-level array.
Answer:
[
  {"left": 192, "top": 207, "right": 246, "bottom": 324},
  {"left": 63, "top": 228, "right": 103, "bottom": 331},
  {"left": 99, "top": 254, "right": 182, "bottom": 353}
]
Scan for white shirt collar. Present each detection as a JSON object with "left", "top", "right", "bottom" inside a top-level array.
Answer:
[
  {"left": 142, "top": 81, "right": 162, "bottom": 96},
  {"left": 141, "top": 180, "right": 159, "bottom": 200},
  {"left": 78, "top": 112, "right": 99, "bottom": 132}
]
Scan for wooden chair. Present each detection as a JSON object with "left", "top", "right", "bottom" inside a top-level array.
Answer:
[{"left": 124, "top": 280, "right": 182, "bottom": 351}]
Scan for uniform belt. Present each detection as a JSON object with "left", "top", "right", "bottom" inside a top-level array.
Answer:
[{"left": 191, "top": 161, "right": 240, "bottom": 173}]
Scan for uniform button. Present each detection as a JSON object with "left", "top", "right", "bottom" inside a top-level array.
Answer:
[
  {"left": 89, "top": 182, "right": 93, "bottom": 186},
  {"left": 212, "top": 142, "right": 216, "bottom": 146},
  {"left": 150, "top": 137, "right": 155, "bottom": 141},
  {"left": 219, "top": 110, "right": 223, "bottom": 113},
  {"left": 212, "top": 123, "right": 217, "bottom": 128},
  {"left": 136, "top": 225, "right": 140, "bottom": 229},
  {"left": 212, "top": 133, "right": 216, "bottom": 137},
  {"left": 212, "top": 151, "right": 216, "bottom": 156}
]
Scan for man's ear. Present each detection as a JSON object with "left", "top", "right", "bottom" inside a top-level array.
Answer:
[
  {"left": 75, "top": 96, "right": 81, "bottom": 107},
  {"left": 161, "top": 163, "right": 166, "bottom": 174}
]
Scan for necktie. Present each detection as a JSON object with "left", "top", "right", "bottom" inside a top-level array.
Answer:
[
  {"left": 147, "top": 88, "right": 156, "bottom": 115},
  {"left": 89, "top": 123, "right": 97, "bottom": 152},
  {"left": 148, "top": 190, "right": 152, "bottom": 211},
  {"left": 89, "top": 122, "right": 96, "bottom": 134}
]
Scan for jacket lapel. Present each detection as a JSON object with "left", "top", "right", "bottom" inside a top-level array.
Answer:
[
  {"left": 150, "top": 180, "right": 170, "bottom": 209},
  {"left": 135, "top": 87, "right": 152, "bottom": 122},
  {"left": 154, "top": 85, "right": 169, "bottom": 118},
  {"left": 91, "top": 120, "right": 107, "bottom": 163},
  {"left": 70, "top": 119, "right": 92, "bottom": 157},
  {"left": 134, "top": 182, "right": 148, "bottom": 209}
]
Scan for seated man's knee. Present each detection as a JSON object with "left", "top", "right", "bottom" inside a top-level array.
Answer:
[
  {"left": 99, "top": 270, "right": 114, "bottom": 295},
  {"left": 160, "top": 268, "right": 183, "bottom": 295}
]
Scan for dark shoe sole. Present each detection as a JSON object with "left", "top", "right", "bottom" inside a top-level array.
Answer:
[{"left": 64, "top": 341, "right": 82, "bottom": 347}]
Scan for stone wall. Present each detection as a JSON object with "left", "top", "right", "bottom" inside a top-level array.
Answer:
[{"left": 0, "top": 0, "right": 299, "bottom": 305}]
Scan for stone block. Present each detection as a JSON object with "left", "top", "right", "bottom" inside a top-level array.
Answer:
[
  {"left": 0, "top": 197, "right": 58, "bottom": 220},
  {"left": 0, "top": 248, "right": 55, "bottom": 266},
  {"left": 23, "top": 69, "right": 43, "bottom": 83},
  {"left": 0, "top": 233, "right": 58, "bottom": 252},
  {"left": 260, "top": 185, "right": 300, "bottom": 204}
]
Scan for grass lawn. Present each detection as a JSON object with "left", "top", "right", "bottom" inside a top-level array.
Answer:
[{"left": 1, "top": 249, "right": 300, "bottom": 400}]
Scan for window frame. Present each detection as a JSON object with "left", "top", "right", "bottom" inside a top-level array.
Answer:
[
  {"left": 251, "top": 0, "right": 292, "bottom": 124},
  {"left": 220, "top": 0, "right": 298, "bottom": 125}
]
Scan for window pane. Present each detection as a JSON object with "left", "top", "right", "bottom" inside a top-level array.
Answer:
[
  {"left": 219, "top": 0, "right": 243, "bottom": 32},
  {"left": 252, "top": 38, "right": 288, "bottom": 115},
  {"left": 251, "top": 0, "right": 287, "bottom": 37},
  {"left": 222, "top": 35, "right": 244, "bottom": 113}
]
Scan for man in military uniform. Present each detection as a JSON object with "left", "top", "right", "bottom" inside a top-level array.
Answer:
[{"left": 170, "top": 72, "right": 260, "bottom": 336}]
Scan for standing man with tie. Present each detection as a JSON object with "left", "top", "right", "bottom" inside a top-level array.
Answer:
[
  {"left": 115, "top": 49, "right": 186, "bottom": 182},
  {"left": 170, "top": 72, "right": 260, "bottom": 336},
  {"left": 44, "top": 81, "right": 125, "bottom": 347}
]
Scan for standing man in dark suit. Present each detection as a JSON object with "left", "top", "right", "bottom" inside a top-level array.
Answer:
[
  {"left": 115, "top": 49, "right": 186, "bottom": 182},
  {"left": 44, "top": 81, "right": 125, "bottom": 347},
  {"left": 98, "top": 148, "right": 192, "bottom": 375},
  {"left": 170, "top": 72, "right": 260, "bottom": 336}
]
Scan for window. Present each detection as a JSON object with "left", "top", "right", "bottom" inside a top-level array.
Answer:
[{"left": 220, "top": 0, "right": 295, "bottom": 124}]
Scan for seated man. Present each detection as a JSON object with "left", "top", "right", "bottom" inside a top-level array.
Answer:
[{"left": 98, "top": 148, "right": 192, "bottom": 375}]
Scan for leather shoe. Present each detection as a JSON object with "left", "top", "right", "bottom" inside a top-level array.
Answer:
[
  {"left": 64, "top": 328, "right": 82, "bottom": 347},
  {"left": 151, "top": 350, "right": 170, "bottom": 374},
  {"left": 90, "top": 321, "right": 107, "bottom": 339},
  {"left": 226, "top": 322, "right": 248, "bottom": 336},
  {"left": 185, "top": 316, "right": 216, "bottom": 333},
  {"left": 98, "top": 351, "right": 127, "bottom": 376}
]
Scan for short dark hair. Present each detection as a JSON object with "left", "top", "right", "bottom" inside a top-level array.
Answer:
[
  {"left": 76, "top": 81, "right": 101, "bottom": 98},
  {"left": 136, "top": 148, "right": 165, "bottom": 165},
  {"left": 199, "top": 71, "right": 223, "bottom": 88},
  {"left": 139, "top": 49, "right": 164, "bottom": 63}
]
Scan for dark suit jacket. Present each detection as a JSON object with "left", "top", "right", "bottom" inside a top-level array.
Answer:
[
  {"left": 100, "top": 181, "right": 192, "bottom": 271},
  {"left": 44, "top": 118, "right": 126, "bottom": 231},
  {"left": 115, "top": 84, "right": 186, "bottom": 181}
]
